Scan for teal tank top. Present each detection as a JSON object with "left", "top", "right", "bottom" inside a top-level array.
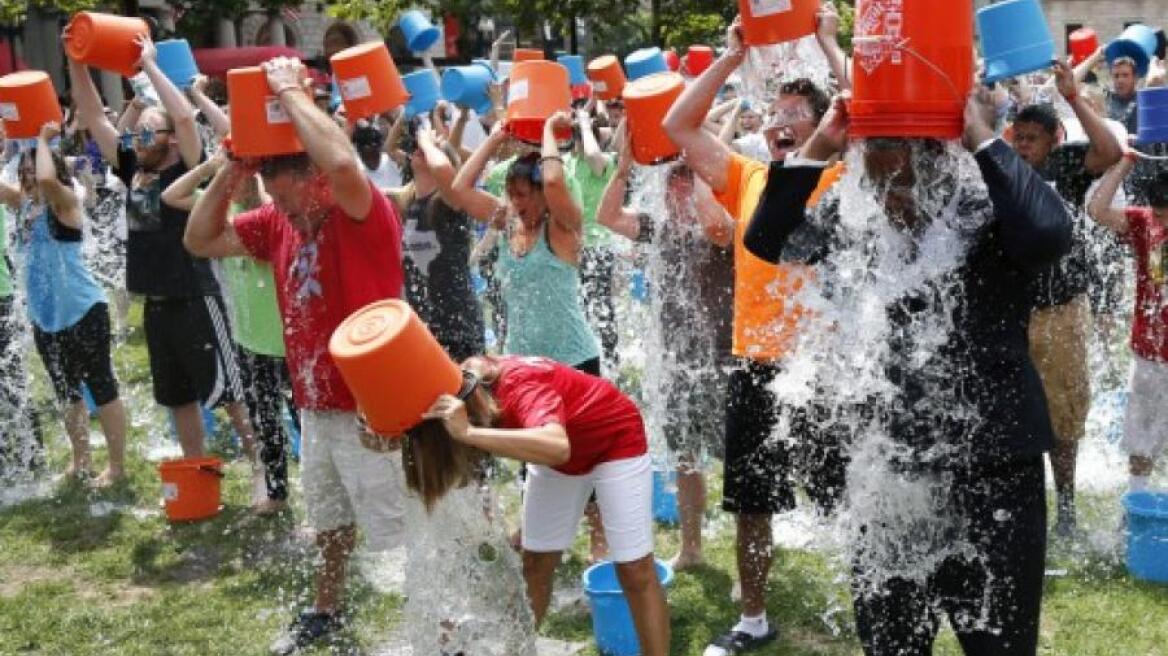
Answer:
[{"left": 496, "top": 224, "right": 599, "bottom": 367}]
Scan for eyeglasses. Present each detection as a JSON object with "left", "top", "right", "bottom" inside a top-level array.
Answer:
[{"left": 119, "top": 128, "right": 173, "bottom": 148}]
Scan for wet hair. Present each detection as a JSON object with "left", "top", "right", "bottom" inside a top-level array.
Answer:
[
  {"left": 402, "top": 377, "right": 495, "bottom": 512},
  {"left": 257, "top": 153, "right": 313, "bottom": 179},
  {"left": 779, "top": 78, "right": 831, "bottom": 122},
  {"left": 351, "top": 124, "right": 385, "bottom": 150},
  {"left": 1149, "top": 170, "right": 1168, "bottom": 209},
  {"left": 1111, "top": 57, "right": 1137, "bottom": 75},
  {"left": 19, "top": 148, "right": 74, "bottom": 189},
  {"left": 505, "top": 152, "right": 543, "bottom": 188},
  {"left": 1013, "top": 103, "right": 1060, "bottom": 136}
]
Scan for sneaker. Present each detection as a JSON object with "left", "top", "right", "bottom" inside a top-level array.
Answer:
[
  {"left": 269, "top": 610, "right": 343, "bottom": 655},
  {"left": 703, "top": 627, "right": 780, "bottom": 656}
]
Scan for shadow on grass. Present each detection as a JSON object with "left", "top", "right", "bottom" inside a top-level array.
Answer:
[{"left": 0, "top": 479, "right": 133, "bottom": 556}]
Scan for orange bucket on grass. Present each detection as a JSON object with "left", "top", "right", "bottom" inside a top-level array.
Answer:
[
  {"left": 738, "top": 0, "right": 820, "bottom": 46},
  {"left": 587, "top": 55, "right": 626, "bottom": 101},
  {"left": 849, "top": 0, "right": 973, "bottom": 140},
  {"left": 623, "top": 72, "right": 685, "bottom": 165},
  {"left": 226, "top": 66, "right": 306, "bottom": 158},
  {"left": 330, "top": 42, "right": 410, "bottom": 121},
  {"left": 507, "top": 60, "right": 572, "bottom": 144},
  {"left": 64, "top": 11, "right": 150, "bottom": 78},
  {"left": 513, "top": 48, "right": 545, "bottom": 63},
  {"left": 0, "top": 71, "right": 64, "bottom": 139},
  {"left": 159, "top": 457, "right": 224, "bottom": 522},
  {"left": 329, "top": 300, "right": 463, "bottom": 437}
]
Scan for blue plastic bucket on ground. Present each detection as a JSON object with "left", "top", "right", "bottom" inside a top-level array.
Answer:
[
  {"left": 1137, "top": 87, "right": 1168, "bottom": 145},
  {"left": 1123, "top": 491, "right": 1168, "bottom": 583},
  {"left": 442, "top": 63, "right": 495, "bottom": 115},
  {"left": 583, "top": 560, "right": 674, "bottom": 655},
  {"left": 652, "top": 469, "right": 679, "bottom": 525},
  {"left": 156, "top": 39, "right": 199, "bottom": 89},
  {"left": 976, "top": 0, "right": 1054, "bottom": 84},
  {"left": 557, "top": 55, "right": 588, "bottom": 86},
  {"left": 625, "top": 48, "right": 668, "bottom": 82},
  {"left": 398, "top": 10, "right": 441, "bottom": 53},
  {"left": 403, "top": 70, "right": 440, "bottom": 118},
  {"left": 1106, "top": 24, "right": 1158, "bottom": 78}
]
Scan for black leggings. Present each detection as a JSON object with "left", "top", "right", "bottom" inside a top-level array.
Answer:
[
  {"left": 579, "top": 247, "right": 619, "bottom": 367},
  {"left": 237, "top": 347, "right": 295, "bottom": 501}
]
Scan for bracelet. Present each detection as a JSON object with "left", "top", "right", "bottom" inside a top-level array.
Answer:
[
  {"left": 540, "top": 155, "right": 564, "bottom": 166},
  {"left": 1063, "top": 90, "right": 1078, "bottom": 103}
]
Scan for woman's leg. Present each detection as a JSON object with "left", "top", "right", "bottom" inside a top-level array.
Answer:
[
  {"left": 521, "top": 550, "right": 563, "bottom": 626},
  {"left": 615, "top": 555, "right": 670, "bottom": 656}
]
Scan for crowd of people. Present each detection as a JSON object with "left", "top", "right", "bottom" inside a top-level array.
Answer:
[{"left": 0, "top": 5, "right": 1166, "bottom": 656}]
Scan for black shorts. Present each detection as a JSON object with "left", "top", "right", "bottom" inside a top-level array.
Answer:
[
  {"left": 32, "top": 303, "right": 119, "bottom": 407},
  {"left": 144, "top": 296, "right": 244, "bottom": 408},
  {"left": 722, "top": 359, "right": 796, "bottom": 514}
]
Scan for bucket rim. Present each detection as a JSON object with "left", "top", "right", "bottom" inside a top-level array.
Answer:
[
  {"left": 1122, "top": 491, "right": 1168, "bottom": 519},
  {"left": 581, "top": 559, "right": 675, "bottom": 595}
]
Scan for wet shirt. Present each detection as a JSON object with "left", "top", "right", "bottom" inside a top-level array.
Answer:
[
  {"left": 1125, "top": 208, "right": 1168, "bottom": 363},
  {"left": 114, "top": 147, "right": 218, "bottom": 298},
  {"left": 493, "top": 356, "right": 647, "bottom": 475},
  {"left": 1106, "top": 91, "right": 1139, "bottom": 135},
  {"left": 234, "top": 180, "right": 403, "bottom": 410},
  {"left": 401, "top": 191, "right": 484, "bottom": 359},
  {"left": 14, "top": 201, "right": 105, "bottom": 332},
  {"left": 1030, "top": 143, "right": 1098, "bottom": 308}
]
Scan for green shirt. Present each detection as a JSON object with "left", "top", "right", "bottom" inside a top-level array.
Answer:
[
  {"left": 565, "top": 152, "right": 615, "bottom": 249},
  {"left": 217, "top": 199, "right": 284, "bottom": 357},
  {"left": 0, "top": 206, "right": 13, "bottom": 298}
]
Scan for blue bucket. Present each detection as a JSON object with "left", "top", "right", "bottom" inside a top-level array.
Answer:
[
  {"left": 582, "top": 560, "right": 674, "bottom": 655},
  {"left": 442, "top": 63, "right": 495, "bottom": 115},
  {"left": 629, "top": 268, "right": 650, "bottom": 303},
  {"left": 398, "top": 10, "right": 441, "bottom": 53},
  {"left": 1123, "top": 491, "right": 1168, "bottom": 583},
  {"left": 625, "top": 48, "right": 668, "bottom": 82},
  {"left": 474, "top": 58, "right": 513, "bottom": 80},
  {"left": 403, "top": 70, "right": 440, "bottom": 119},
  {"left": 652, "top": 470, "right": 679, "bottom": 525},
  {"left": 1106, "top": 24, "right": 1158, "bottom": 78},
  {"left": 1137, "top": 87, "right": 1168, "bottom": 145},
  {"left": 557, "top": 55, "right": 588, "bottom": 86},
  {"left": 156, "top": 39, "right": 199, "bottom": 90},
  {"left": 976, "top": 0, "right": 1054, "bottom": 84}
]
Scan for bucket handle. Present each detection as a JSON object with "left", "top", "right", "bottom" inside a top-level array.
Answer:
[
  {"left": 852, "top": 36, "right": 964, "bottom": 104},
  {"left": 199, "top": 464, "right": 225, "bottom": 478},
  {"left": 1131, "top": 150, "right": 1168, "bottom": 161}
]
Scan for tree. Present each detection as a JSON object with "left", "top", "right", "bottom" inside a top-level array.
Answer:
[{"left": 0, "top": 0, "right": 100, "bottom": 25}]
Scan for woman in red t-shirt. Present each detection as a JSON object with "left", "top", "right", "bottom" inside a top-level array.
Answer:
[{"left": 406, "top": 355, "right": 669, "bottom": 656}]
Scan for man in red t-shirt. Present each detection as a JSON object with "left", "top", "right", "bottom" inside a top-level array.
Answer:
[
  {"left": 185, "top": 56, "right": 405, "bottom": 654},
  {"left": 1087, "top": 156, "right": 1168, "bottom": 495}
]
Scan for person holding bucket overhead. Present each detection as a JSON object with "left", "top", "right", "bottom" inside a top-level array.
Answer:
[
  {"left": 67, "top": 29, "right": 251, "bottom": 461},
  {"left": 183, "top": 56, "right": 408, "bottom": 654},
  {"left": 0, "top": 121, "right": 129, "bottom": 487}
]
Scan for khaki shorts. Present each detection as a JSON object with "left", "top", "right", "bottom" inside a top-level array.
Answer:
[
  {"left": 300, "top": 410, "right": 406, "bottom": 551},
  {"left": 1029, "top": 295, "right": 1091, "bottom": 443}
]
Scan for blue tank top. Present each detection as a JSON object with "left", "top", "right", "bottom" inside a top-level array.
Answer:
[
  {"left": 496, "top": 223, "right": 599, "bottom": 367},
  {"left": 17, "top": 201, "right": 106, "bottom": 332}
]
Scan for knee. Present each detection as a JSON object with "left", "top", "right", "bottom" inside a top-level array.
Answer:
[{"left": 615, "top": 556, "right": 659, "bottom": 594}]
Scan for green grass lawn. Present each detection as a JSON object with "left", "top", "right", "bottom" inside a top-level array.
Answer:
[{"left": 2, "top": 303, "right": 1167, "bottom": 655}]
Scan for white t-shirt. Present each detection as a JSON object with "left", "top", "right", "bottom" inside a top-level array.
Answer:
[{"left": 365, "top": 153, "right": 403, "bottom": 189}]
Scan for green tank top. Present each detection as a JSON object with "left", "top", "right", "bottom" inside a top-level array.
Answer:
[{"left": 496, "top": 223, "right": 599, "bottom": 367}]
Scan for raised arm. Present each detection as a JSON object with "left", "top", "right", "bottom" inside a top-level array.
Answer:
[
  {"left": 184, "top": 159, "right": 251, "bottom": 258},
  {"left": 0, "top": 180, "right": 21, "bottom": 210},
  {"left": 137, "top": 35, "right": 203, "bottom": 169},
  {"left": 189, "top": 74, "right": 231, "bottom": 138},
  {"left": 542, "top": 112, "right": 583, "bottom": 234},
  {"left": 417, "top": 127, "right": 458, "bottom": 194},
  {"left": 450, "top": 126, "right": 509, "bottom": 222},
  {"left": 595, "top": 131, "right": 643, "bottom": 241},
  {"left": 66, "top": 57, "right": 119, "bottom": 163},
  {"left": 162, "top": 153, "right": 224, "bottom": 212},
  {"left": 424, "top": 394, "right": 570, "bottom": 467},
  {"left": 575, "top": 104, "right": 611, "bottom": 176},
  {"left": 35, "top": 123, "right": 82, "bottom": 229},
  {"left": 663, "top": 17, "right": 746, "bottom": 193},
  {"left": 1054, "top": 60, "right": 1121, "bottom": 173},
  {"left": 384, "top": 109, "right": 409, "bottom": 168},
  {"left": 815, "top": 2, "right": 850, "bottom": 90},
  {"left": 1086, "top": 152, "right": 1137, "bottom": 235},
  {"left": 263, "top": 57, "right": 371, "bottom": 220},
  {"left": 1072, "top": 47, "right": 1104, "bottom": 85}
]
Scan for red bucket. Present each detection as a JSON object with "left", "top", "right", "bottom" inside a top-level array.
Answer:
[{"left": 1069, "top": 28, "right": 1099, "bottom": 67}]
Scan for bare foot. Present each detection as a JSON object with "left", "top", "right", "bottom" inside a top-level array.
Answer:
[
  {"left": 93, "top": 469, "right": 126, "bottom": 489},
  {"left": 55, "top": 467, "right": 90, "bottom": 485},
  {"left": 252, "top": 498, "right": 288, "bottom": 516},
  {"left": 509, "top": 528, "right": 522, "bottom": 553},
  {"left": 669, "top": 552, "right": 704, "bottom": 572}
]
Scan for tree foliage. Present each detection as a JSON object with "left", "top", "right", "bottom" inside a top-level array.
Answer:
[{"left": 0, "top": 0, "right": 100, "bottom": 26}]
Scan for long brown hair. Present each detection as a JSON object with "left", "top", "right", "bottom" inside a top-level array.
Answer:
[{"left": 402, "top": 386, "right": 498, "bottom": 512}]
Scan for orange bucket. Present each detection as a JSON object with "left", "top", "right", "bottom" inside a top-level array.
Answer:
[
  {"left": 683, "top": 45, "right": 715, "bottom": 77},
  {"left": 330, "top": 42, "right": 409, "bottom": 121},
  {"left": 738, "top": 0, "right": 820, "bottom": 46},
  {"left": 159, "top": 457, "right": 223, "bottom": 522},
  {"left": 513, "top": 48, "right": 545, "bottom": 63},
  {"left": 587, "top": 55, "right": 626, "bottom": 101},
  {"left": 0, "top": 71, "right": 63, "bottom": 139},
  {"left": 849, "top": 0, "right": 972, "bottom": 140},
  {"left": 507, "top": 61, "right": 572, "bottom": 144},
  {"left": 226, "top": 66, "right": 306, "bottom": 158},
  {"left": 64, "top": 11, "right": 150, "bottom": 78},
  {"left": 329, "top": 300, "right": 463, "bottom": 437},
  {"left": 623, "top": 72, "right": 685, "bottom": 165}
]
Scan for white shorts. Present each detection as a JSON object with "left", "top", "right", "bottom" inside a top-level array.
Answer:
[
  {"left": 301, "top": 410, "right": 406, "bottom": 551},
  {"left": 522, "top": 454, "right": 653, "bottom": 563},
  {"left": 1122, "top": 357, "right": 1168, "bottom": 460}
]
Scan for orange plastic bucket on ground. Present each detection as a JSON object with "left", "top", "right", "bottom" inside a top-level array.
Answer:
[
  {"left": 329, "top": 300, "right": 463, "bottom": 437},
  {"left": 587, "top": 55, "right": 626, "bottom": 101},
  {"left": 738, "top": 0, "right": 820, "bottom": 46},
  {"left": 0, "top": 72, "right": 63, "bottom": 139},
  {"left": 507, "top": 61, "right": 572, "bottom": 144},
  {"left": 64, "top": 11, "right": 150, "bottom": 78},
  {"left": 159, "top": 457, "right": 223, "bottom": 522},
  {"left": 623, "top": 72, "right": 685, "bottom": 165},
  {"left": 330, "top": 42, "right": 409, "bottom": 121},
  {"left": 513, "top": 48, "right": 545, "bottom": 63},
  {"left": 849, "top": 0, "right": 972, "bottom": 140},
  {"left": 226, "top": 66, "right": 307, "bottom": 158}
]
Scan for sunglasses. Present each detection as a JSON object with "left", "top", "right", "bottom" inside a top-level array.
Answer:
[{"left": 119, "top": 128, "right": 173, "bottom": 148}]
